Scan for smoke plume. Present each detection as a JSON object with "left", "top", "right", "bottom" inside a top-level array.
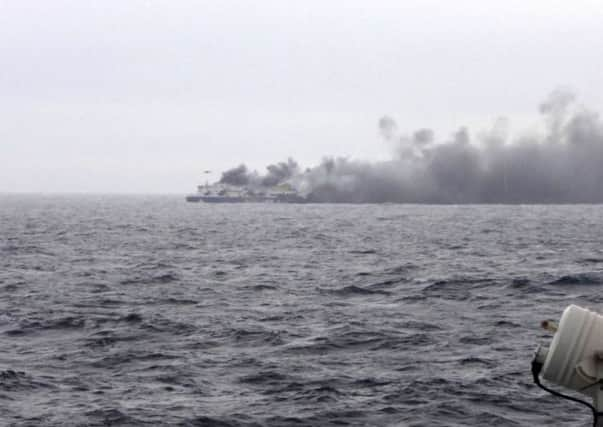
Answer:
[
  {"left": 262, "top": 158, "right": 300, "bottom": 187},
  {"left": 220, "top": 90, "right": 603, "bottom": 203},
  {"left": 219, "top": 159, "right": 300, "bottom": 188},
  {"left": 219, "top": 164, "right": 251, "bottom": 186}
]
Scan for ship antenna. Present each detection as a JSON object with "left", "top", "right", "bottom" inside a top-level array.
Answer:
[{"left": 203, "top": 170, "right": 211, "bottom": 187}]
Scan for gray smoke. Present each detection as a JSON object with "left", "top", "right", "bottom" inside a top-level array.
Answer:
[
  {"left": 219, "top": 164, "right": 251, "bottom": 186},
  {"left": 262, "top": 158, "right": 300, "bottom": 187},
  {"left": 220, "top": 90, "right": 603, "bottom": 203},
  {"left": 378, "top": 116, "right": 398, "bottom": 141},
  {"left": 219, "top": 159, "right": 299, "bottom": 188},
  {"left": 413, "top": 128, "right": 434, "bottom": 146}
]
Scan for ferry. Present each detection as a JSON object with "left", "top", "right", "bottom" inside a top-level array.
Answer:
[{"left": 185, "top": 183, "right": 306, "bottom": 203}]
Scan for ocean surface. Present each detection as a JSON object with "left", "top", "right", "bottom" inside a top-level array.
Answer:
[{"left": 2, "top": 195, "right": 603, "bottom": 426}]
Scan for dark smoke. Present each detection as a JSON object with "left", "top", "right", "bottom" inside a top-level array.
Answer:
[
  {"left": 413, "top": 128, "right": 434, "bottom": 146},
  {"left": 220, "top": 90, "right": 603, "bottom": 203},
  {"left": 219, "top": 160, "right": 299, "bottom": 188},
  {"left": 219, "top": 164, "right": 251, "bottom": 186},
  {"left": 262, "top": 158, "right": 299, "bottom": 186}
]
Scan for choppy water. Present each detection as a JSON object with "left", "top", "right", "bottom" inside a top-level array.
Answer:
[{"left": 2, "top": 195, "right": 603, "bottom": 426}]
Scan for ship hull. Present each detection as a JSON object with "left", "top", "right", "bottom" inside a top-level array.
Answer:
[
  {"left": 186, "top": 195, "right": 246, "bottom": 203},
  {"left": 185, "top": 195, "right": 306, "bottom": 203}
]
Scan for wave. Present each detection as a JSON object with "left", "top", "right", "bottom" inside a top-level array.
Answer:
[
  {"left": 88, "top": 350, "right": 180, "bottom": 368},
  {"left": 329, "top": 285, "right": 392, "bottom": 297},
  {"left": 0, "top": 370, "right": 55, "bottom": 392},
  {"left": 84, "top": 409, "right": 146, "bottom": 427},
  {"left": 239, "top": 370, "right": 289, "bottom": 385},
  {"left": 548, "top": 272, "right": 603, "bottom": 286},
  {"left": 182, "top": 416, "right": 261, "bottom": 427},
  {"left": 348, "top": 249, "right": 378, "bottom": 255},
  {"left": 5, "top": 316, "right": 88, "bottom": 336},
  {"left": 231, "top": 329, "right": 286, "bottom": 346},
  {"left": 120, "top": 272, "right": 180, "bottom": 285}
]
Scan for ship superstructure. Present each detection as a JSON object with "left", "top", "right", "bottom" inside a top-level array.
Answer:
[{"left": 185, "top": 182, "right": 306, "bottom": 203}]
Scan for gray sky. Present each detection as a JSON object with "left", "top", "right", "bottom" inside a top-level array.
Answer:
[{"left": 2, "top": 0, "right": 603, "bottom": 193}]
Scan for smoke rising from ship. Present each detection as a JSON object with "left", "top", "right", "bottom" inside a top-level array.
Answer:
[
  {"left": 262, "top": 159, "right": 300, "bottom": 187},
  {"left": 220, "top": 90, "right": 603, "bottom": 203},
  {"left": 219, "top": 159, "right": 300, "bottom": 188},
  {"left": 219, "top": 164, "right": 251, "bottom": 186}
]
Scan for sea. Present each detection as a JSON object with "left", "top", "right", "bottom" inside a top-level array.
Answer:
[{"left": 2, "top": 194, "right": 603, "bottom": 426}]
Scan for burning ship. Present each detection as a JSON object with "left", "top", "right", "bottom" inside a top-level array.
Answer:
[{"left": 185, "top": 182, "right": 306, "bottom": 203}]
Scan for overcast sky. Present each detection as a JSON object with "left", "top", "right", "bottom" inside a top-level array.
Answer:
[{"left": 2, "top": 0, "right": 603, "bottom": 193}]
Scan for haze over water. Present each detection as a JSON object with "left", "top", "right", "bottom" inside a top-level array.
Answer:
[{"left": 2, "top": 195, "right": 602, "bottom": 426}]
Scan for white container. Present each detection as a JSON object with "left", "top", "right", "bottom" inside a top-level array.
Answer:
[{"left": 543, "top": 304, "right": 603, "bottom": 396}]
